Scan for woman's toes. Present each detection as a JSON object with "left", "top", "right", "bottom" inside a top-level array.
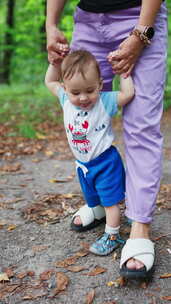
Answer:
[
  {"left": 126, "top": 258, "right": 144, "bottom": 270},
  {"left": 126, "top": 258, "right": 136, "bottom": 269},
  {"left": 73, "top": 216, "right": 82, "bottom": 225}
]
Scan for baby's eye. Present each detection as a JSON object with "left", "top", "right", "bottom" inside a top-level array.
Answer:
[
  {"left": 72, "top": 92, "right": 80, "bottom": 96},
  {"left": 87, "top": 89, "right": 94, "bottom": 93}
]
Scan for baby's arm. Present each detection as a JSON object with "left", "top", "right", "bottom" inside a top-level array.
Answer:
[
  {"left": 45, "top": 63, "right": 62, "bottom": 96},
  {"left": 117, "top": 75, "right": 135, "bottom": 107}
]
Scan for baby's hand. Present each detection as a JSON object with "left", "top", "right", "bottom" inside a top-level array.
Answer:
[
  {"left": 107, "top": 50, "right": 120, "bottom": 62},
  {"left": 56, "top": 42, "right": 70, "bottom": 58}
]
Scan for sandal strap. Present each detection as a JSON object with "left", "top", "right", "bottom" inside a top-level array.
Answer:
[
  {"left": 72, "top": 205, "right": 105, "bottom": 227},
  {"left": 120, "top": 238, "right": 155, "bottom": 271}
]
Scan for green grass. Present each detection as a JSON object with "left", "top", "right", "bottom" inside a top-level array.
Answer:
[{"left": 0, "top": 84, "right": 62, "bottom": 138}]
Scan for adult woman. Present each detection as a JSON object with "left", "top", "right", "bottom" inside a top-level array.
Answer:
[{"left": 46, "top": 0, "right": 168, "bottom": 280}]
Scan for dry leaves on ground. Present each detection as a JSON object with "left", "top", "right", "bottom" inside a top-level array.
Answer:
[
  {"left": 39, "top": 270, "right": 54, "bottom": 281},
  {"left": 85, "top": 289, "right": 95, "bottom": 304},
  {"left": 67, "top": 266, "right": 88, "bottom": 273},
  {"left": 0, "top": 162, "right": 22, "bottom": 173},
  {"left": 52, "top": 272, "right": 69, "bottom": 297},
  {"left": 0, "top": 123, "right": 72, "bottom": 161},
  {"left": 159, "top": 273, "right": 171, "bottom": 279},
  {"left": 161, "top": 296, "right": 171, "bottom": 301},
  {"left": 82, "top": 266, "right": 107, "bottom": 276},
  {"left": 55, "top": 248, "right": 89, "bottom": 269},
  {"left": 22, "top": 193, "right": 83, "bottom": 225}
]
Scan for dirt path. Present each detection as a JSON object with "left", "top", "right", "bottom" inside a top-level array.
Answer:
[{"left": 0, "top": 112, "right": 170, "bottom": 304}]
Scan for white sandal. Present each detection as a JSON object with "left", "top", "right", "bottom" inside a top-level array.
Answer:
[
  {"left": 71, "top": 205, "right": 105, "bottom": 232},
  {"left": 120, "top": 238, "right": 155, "bottom": 280}
]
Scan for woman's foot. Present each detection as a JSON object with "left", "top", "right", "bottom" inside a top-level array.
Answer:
[{"left": 126, "top": 221, "right": 150, "bottom": 270}]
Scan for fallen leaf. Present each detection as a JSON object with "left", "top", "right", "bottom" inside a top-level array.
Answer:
[
  {"left": 0, "top": 273, "right": 9, "bottom": 282},
  {"left": 80, "top": 242, "right": 90, "bottom": 251},
  {"left": 45, "top": 150, "right": 54, "bottom": 157},
  {"left": 75, "top": 248, "right": 89, "bottom": 257},
  {"left": 83, "top": 266, "right": 107, "bottom": 276},
  {"left": 48, "top": 178, "right": 69, "bottom": 183},
  {"left": 67, "top": 266, "right": 87, "bottom": 272},
  {"left": 3, "top": 268, "right": 15, "bottom": 278},
  {"left": 55, "top": 256, "right": 78, "bottom": 268},
  {"left": 107, "top": 277, "right": 126, "bottom": 288},
  {"left": 41, "top": 209, "right": 60, "bottom": 219},
  {"left": 16, "top": 271, "right": 34, "bottom": 279},
  {"left": 85, "top": 289, "right": 95, "bottom": 304},
  {"left": 31, "top": 158, "right": 41, "bottom": 163},
  {"left": 53, "top": 272, "right": 69, "bottom": 296},
  {"left": 160, "top": 273, "right": 171, "bottom": 279},
  {"left": 32, "top": 245, "right": 49, "bottom": 253},
  {"left": 161, "top": 296, "right": 171, "bottom": 301},
  {"left": 39, "top": 270, "right": 54, "bottom": 281},
  {"left": 0, "top": 163, "right": 21, "bottom": 172},
  {"left": 0, "top": 284, "right": 20, "bottom": 299},
  {"left": 59, "top": 193, "right": 79, "bottom": 199},
  {"left": 7, "top": 224, "right": 17, "bottom": 231},
  {"left": 28, "top": 271, "right": 35, "bottom": 277},
  {"left": 22, "top": 291, "right": 47, "bottom": 300},
  {"left": 16, "top": 272, "right": 27, "bottom": 279}
]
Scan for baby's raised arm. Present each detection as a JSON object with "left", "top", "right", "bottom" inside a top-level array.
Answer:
[
  {"left": 117, "top": 75, "right": 135, "bottom": 107},
  {"left": 45, "top": 63, "right": 62, "bottom": 96}
]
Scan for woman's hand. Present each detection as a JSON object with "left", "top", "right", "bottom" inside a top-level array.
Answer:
[
  {"left": 107, "top": 35, "right": 145, "bottom": 77},
  {"left": 46, "top": 26, "right": 69, "bottom": 65}
]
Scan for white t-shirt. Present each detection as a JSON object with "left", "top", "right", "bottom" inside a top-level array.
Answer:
[{"left": 57, "top": 87, "right": 118, "bottom": 162}]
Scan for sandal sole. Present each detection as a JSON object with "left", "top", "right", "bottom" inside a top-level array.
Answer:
[{"left": 70, "top": 216, "right": 106, "bottom": 232}]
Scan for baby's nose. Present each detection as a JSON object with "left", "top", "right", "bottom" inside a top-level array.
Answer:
[{"left": 80, "top": 94, "right": 87, "bottom": 101}]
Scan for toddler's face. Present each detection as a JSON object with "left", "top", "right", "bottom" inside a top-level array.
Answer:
[{"left": 63, "top": 64, "right": 102, "bottom": 110}]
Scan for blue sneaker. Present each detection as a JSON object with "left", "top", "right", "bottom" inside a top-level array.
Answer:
[{"left": 89, "top": 232, "right": 125, "bottom": 256}]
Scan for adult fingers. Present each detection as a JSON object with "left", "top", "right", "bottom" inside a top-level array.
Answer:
[
  {"left": 112, "top": 62, "right": 133, "bottom": 75},
  {"left": 108, "top": 49, "right": 124, "bottom": 61},
  {"left": 121, "top": 64, "right": 134, "bottom": 78}
]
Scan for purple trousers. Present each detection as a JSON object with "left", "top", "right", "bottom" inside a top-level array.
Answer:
[{"left": 70, "top": 3, "right": 168, "bottom": 223}]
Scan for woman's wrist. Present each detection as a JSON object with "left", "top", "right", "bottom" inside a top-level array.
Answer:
[{"left": 131, "top": 25, "right": 155, "bottom": 46}]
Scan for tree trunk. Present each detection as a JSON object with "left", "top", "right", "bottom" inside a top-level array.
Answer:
[
  {"left": 0, "top": 0, "right": 15, "bottom": 84},
  {"left": 40, "top": 0, "right": 46, "bottom": 52}
]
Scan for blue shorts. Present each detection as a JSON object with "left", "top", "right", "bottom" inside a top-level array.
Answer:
[{"left": 76, "top": 146, "right": 125, "bottom": 207}]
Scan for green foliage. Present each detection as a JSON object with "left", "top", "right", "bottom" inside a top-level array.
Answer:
[
  {"left": 0, "top": 84, "right": 62, "bottom": 137},
  {"left": 0, "top": 0, "right": 171, "bottom": 138}
]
